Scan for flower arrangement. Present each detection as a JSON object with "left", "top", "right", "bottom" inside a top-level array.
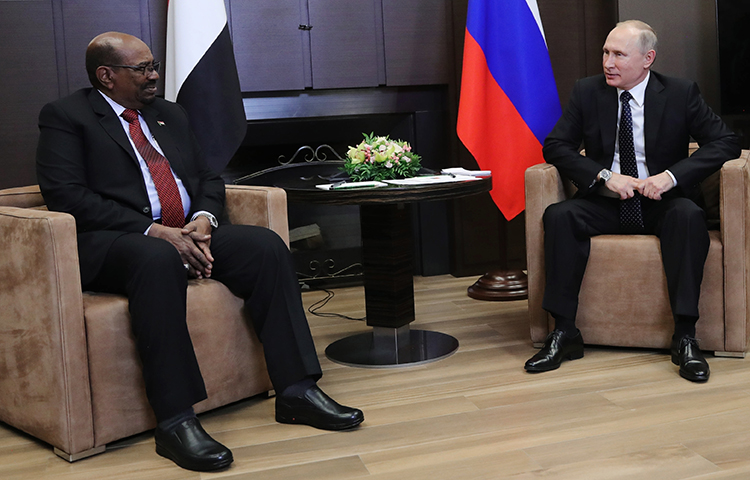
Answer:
[{"left": 343, "top": 133, "right": 422, "bottom": 182}]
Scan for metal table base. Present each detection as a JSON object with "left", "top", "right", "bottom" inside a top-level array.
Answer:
[{"left": 325, "top": 325, "right": 459, "bottom": 368}]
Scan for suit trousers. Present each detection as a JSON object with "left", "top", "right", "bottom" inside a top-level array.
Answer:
[
  {"left": 83, "top": 224, "right": 322, "bottom": 421},
  {"left": 541, "top": 192, "right": 710, "bottom": 324}
]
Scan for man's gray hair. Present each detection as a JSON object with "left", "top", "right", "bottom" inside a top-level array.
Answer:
[{"left": 617, "top": 19, "right": 658, "bottom": 54}]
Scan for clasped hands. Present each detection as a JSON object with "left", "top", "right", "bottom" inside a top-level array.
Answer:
[
  {"left": 148, "top": 215, "right": 213, "bottom": 278},
  {"left": 604, "top": 171, "right": 674, "bottom": 201}
]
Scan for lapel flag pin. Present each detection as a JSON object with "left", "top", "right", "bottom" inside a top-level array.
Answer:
[{"left": 157, "top": 121, "right": 165, "bottom": 126}]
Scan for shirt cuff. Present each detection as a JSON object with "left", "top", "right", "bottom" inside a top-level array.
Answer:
[{"left": 665, "top": 169, "right": 677, "bottom": 187}]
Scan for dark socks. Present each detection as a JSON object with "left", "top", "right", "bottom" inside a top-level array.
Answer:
[
  {"left": 157, "top": 407, "right": 196, "bottom": 434},
  {"left": 674, "top": 315, "right": 698, "bottom": 339},
  {"left": 280, "top": 377, "right": 316, "bottom": 399},
  {"left": 553, "top": 315, "right": 579, "bottom": 338}
]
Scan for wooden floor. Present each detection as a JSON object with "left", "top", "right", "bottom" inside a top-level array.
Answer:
[{"left": 3, "top": 274, "right": 750, "bottom": 479}]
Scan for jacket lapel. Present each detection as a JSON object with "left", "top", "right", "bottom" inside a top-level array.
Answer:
[
  {"left": 644, "top": 73, "right": 666, "bottom": 161},
  {"left": 596, "top": 79, "right": 618, "bottom": 162},
  {"left": 88, "top": 89, "right": 139, "bottom": 164}
]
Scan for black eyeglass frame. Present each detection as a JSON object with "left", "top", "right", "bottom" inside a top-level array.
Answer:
[{"left": 103, "top": 61, "right": 160, "bottom": 75}]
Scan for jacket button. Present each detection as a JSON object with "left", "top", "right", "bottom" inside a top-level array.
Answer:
[{"left": 143, "top": 207, "right": 151, "bottom": 214}]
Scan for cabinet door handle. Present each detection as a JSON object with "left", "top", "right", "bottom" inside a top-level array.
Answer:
[{"left": 298, "top": 24, "right": 313, "bottom": 31}]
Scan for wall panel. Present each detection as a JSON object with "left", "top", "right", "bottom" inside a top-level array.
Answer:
[
  {"left": 229, "top": 0, "right": 307, "bottom": 92},
  {"left": 60, "top": 0, "right": 144, "bottom": 93},
  {"left": 308, "top": 0, "right": 380, "bottom": 89},
  {"left": 619, "top": 0, "right": 720, "bottom": 112},
  {"left": 148, "top": 0, "right": 168, "bottom": 94},
  {"left": 0, "top": 0, "right": 59, "bottom": 188}
]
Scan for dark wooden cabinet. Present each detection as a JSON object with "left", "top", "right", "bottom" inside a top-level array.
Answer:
[
  {"left": 230, "top": 0, "right": 308, "bottom": 92},
  {"left": 229, "top": 0, "right": 381, "bottom": 91},
  {"left": 308, "top": 0, "right": 381, "bottom": 89},
  {"left": 382, "top": 0, "right": 452, "bottom": 86},
  {"left": 228, "top": 0, "right": 451, "bottom": 92}
]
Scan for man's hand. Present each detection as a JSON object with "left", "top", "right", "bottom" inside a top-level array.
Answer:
[
  {"left": 181, "top": 216, "right": 214, "bottom": 278},
  {"left": 636, "top": 172, "right": 675, "bottom": 200},
  {"left": 604, "top": 172, "right": 641, "bottom": 200},
  {"left": 148, "top": 219, "right": 213, "bottom": 278}
]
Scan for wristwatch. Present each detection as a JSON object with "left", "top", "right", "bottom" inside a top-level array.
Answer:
[
  {"left": 192, "top": 211, "right": 219, "bottom": 229},
  {"left": 598, "top": 168, "right": 613, "bottom": 183}
]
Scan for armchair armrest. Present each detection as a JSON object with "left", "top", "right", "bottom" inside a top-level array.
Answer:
[
  {"left": 224, "top": 185, "right": 290, "bottom": 247},
  {"left": 0, "top": 185, "right": 45, "bottom": 209},
  {"left": 0, "top": 207, "right": 93, "bottom": 455},
  {"left": 719, "top": 151, "right": 750, "bottom": 352},
  {"left": 525, "top": 163, "right": 568, "bottom": 342}
]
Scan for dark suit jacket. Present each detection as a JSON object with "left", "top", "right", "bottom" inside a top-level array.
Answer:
[
  {"left": 543, "top": 71, "right": 741, "bottom": 199},
  {"left": 36, "top": 88, "right": 226, "bottom": 285}
]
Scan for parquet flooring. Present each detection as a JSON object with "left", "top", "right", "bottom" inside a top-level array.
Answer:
[{"left": 2, "top": 275, "right": 749, "bottom": 479}]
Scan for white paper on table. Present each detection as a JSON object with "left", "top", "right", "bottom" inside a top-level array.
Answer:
[
  {"left": 382, "top": 174, "right": 480, "bottom": 186},
  {"left": 316, "top": 181, "right": 389, "bottom": 190},
  {"left": 441, "top": 167, "right": 492, "bottom": 177}
]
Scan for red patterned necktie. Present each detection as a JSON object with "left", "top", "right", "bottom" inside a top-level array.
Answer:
[{"left": 121, "top": 108, "right": 185, "bottom": 228}]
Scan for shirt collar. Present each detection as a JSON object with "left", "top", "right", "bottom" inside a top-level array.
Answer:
[
  {"left": 98, "top": 89, "right": 131, "bottom": 118},
  {"left": 618, "top": 71, "right": 650, "bottom": 107}
]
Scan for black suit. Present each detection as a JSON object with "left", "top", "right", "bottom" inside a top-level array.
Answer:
[
  {"left": 541, "top": 72, "right": 741, "bottom": 323},
  {"left": 36, "top": 88, "right": 322, "bottom": 420}
]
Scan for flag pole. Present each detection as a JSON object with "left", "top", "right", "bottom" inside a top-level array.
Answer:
[{"left": 466, "top": 213, "right": 528, "bottom": 301}]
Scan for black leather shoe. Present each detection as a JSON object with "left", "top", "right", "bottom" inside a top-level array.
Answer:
[
  {"left": 276, "top": 385, "right": 364, "bottom": 431},
  {"left": 671, "top": 335, "right": 710, "bottom": 382},
  {"left": 155, "top": 417, "right": 233, "bottom": 471},
  {"left": 524, "top": 329, "right": 584, "bottom": 372}
]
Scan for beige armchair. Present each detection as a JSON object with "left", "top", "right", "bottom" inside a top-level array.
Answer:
[
  {"left": 0, "top": 184, "right": 288, "bottom": 461},
  {"left": 525, "top": 148, "right": 750, "bottom": 356}
]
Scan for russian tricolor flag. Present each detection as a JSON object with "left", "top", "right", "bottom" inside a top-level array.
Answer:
[
  {"left": 457, "top": 0, "right": 561, "bottom": 220},
  {"left": 165, "top": 0, "right": 246, "bottom": 173}
]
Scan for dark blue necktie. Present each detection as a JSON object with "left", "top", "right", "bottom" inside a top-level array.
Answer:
[{"left": 618, "top": 91, "right": 644, "bottom": 232}]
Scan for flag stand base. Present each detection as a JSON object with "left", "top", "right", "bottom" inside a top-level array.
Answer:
[{"left": 467, "top": 269, "right": 528, "bottom": 301}]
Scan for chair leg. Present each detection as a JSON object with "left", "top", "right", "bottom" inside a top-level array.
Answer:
[{"left": 54, "top": 445, "right": 106, "bottom": 462}]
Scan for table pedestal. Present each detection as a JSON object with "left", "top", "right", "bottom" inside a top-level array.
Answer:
[
  {"left": 325, "top": 325, "right": 459, "bottom": 367},
  {"left": 325, "top": 203, "right": 459, "bottom": 367}
]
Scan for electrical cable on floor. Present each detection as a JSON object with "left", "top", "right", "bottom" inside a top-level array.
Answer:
[{"left": 307, "top": 289, "right": 365, "bottom": 321}]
